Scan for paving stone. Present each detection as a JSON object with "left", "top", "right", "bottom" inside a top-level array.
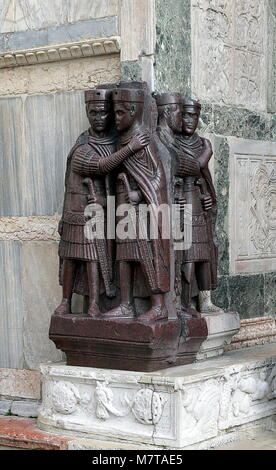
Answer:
[
  {"left": 218, "top": 430, "right": 276, "bottom": 450},
  {"left": 0, "top": 416, "right": 70, "bottom": 450},
  {"left": 10, "top": 400, "right": 40, "bottom": 418},
  {"left": 0, "top": 400, "right": 12, "bottom": 415}
]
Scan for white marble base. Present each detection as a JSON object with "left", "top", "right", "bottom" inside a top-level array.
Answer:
[
  {"left": 196, "top": 311, "right": 240, "bottom": 361},
  {"left": 38, "top": 344, "right": 276, "bottom": 449}
]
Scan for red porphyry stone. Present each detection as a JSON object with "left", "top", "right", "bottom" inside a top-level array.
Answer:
[{"left": 0, "top": 416, "right": 71, "bottom": 450}]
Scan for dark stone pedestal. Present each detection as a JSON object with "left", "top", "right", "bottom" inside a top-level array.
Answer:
[{"left": 49, "top": 314, "right": 208, "bottom": 372}]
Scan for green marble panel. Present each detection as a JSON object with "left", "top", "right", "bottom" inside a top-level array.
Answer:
[{"left": 154, "top": 0, "right": 191, "bottom": 95}]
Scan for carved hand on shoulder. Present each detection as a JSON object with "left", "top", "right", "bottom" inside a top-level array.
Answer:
[{"left": 129, "top": 131, "right": 150, "bottom": 153}]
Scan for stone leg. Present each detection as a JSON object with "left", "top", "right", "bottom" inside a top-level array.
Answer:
[
  {"left": 54, "top": 259, "right": 77, "bottom": 315},
  {"left": 102, "top": 261, "right": 135, "bottom": 318},
  {"left": 86, "top": 261, "right": 101, "bottom": 317}
]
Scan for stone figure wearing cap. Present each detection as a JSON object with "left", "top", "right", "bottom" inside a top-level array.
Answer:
[
  {"left": 55, "top": 88, "right": 149, "bottom": 317},
  {"left": 173, "top": 97, "right": 221, "bottom": 314},
  {"left": 102, "top": 87, "right": 171, "bottom": 322}
]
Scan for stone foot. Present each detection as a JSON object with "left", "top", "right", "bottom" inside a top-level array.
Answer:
[
  {"left": 54, "top": 299, "right": 71, "bottom": 315},
  {"left": 87, "top": 302, "right": 102, "bottom": 317},
  {"left": 137, "top": 306, "right": 168, "bottom": 323},
  {"left": 179, "top": 307, "right": 202, "bottom": 319},
  {"left": 198, "top": 291, "right": 224, "bottom": 314},
  {"left": 102, "top": 302, "right": 135, "bottom": 319}
]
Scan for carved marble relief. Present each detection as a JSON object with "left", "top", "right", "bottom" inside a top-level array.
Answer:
[
  {"left": 181, "top": 379, "right": 221, "bottom": 441},
  {"left": 192, "top": 0, "right": 266, "bottom": 110},
  {"left": 229, "top": 139, "right": 276, "bottom": 274},
  {"left": 43, "top": 378, "right": 168, "bottom": 428}
]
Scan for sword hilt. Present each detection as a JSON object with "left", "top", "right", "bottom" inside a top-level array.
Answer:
[
  {"left": 83, "top": 177, "right": 96, "bottom": 201},
  {"left": 117, "top": 172, "right": 136, "bottom": 205}
]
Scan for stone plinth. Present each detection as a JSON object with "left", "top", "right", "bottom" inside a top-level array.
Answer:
[
  {"left": 38, "top": 344, "right": 276, "bottom": 449},
  {"left": 196, "top": 311, "right": 240, "bottom": 360},
  {"left": 226, "top": 316, "right": 276, "bottom": 351},
  {"left": 49, "top": 314, "right": 208, "bottom": 372}
]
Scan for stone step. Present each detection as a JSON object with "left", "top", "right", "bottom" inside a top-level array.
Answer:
[
  {"left": 0, "top": 416, "right": 71, "bottom": 450},
  {"left": 217, "top": 430, "right": 276, "bottom": 450},
  {"left": 1, "top": 416, "right": 275, "bottom": 451}
]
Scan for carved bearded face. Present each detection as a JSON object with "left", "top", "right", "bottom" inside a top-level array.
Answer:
[
  {"left": 167, "top": 104, "right": 183, "bottom": 134},
  {"left": 86, "top": 102, "right": 112, "bottom": 133},
  {"left": 182, "top": 106, "right": 200, "bottom": 136}
]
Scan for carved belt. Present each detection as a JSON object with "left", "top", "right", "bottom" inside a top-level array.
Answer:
[{"left": 63, "top": 211, "right": 86, "bottom": 225}]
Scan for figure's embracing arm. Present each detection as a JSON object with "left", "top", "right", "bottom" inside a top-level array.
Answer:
[{"left": 71, "top": 132, "right": 150, "bottom": 176}]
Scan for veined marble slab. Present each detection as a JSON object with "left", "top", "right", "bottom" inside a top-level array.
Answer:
[{"left": 0, "top": 1, "right": 119, "bottom": 34}]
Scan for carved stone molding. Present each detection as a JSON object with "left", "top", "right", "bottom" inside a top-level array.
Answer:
[
  {"left": 0, "top": 36, "right": 120, "bottom": 69},
  {"left": 226, "top": 316, "right": 276, "bottom": 351},
  {"left": 0, "top": 216, "right": 60, "bottom": 241}
]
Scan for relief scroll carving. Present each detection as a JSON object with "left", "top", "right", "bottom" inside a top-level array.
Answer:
[
  {"left": 230, "top": 140, "right": 276, "bottom": 274},
  {"left": 94, "top": 382, "right": 167, "bottom": 426},
  {"left": 250, "top": 164, "right": 276, "bottom": 254}
]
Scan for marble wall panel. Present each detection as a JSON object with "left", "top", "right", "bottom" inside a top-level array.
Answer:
[
  {"left": 154, "top": 0, "right": 191, "bottom": 95},
  {"left": 228, "top": 274, "right": 265, "bottom": 319},
  {"left": 21, "top": 241, "right": 64, "bottom": 369},
  {"left": 0, "top": 241, "right": 24, "bottom": 368},
  {"left": 0, "top": 327, "right": 24, "bottom": 369},
  {"left": 23, "top": 91, "right": 89, "bottom": 216},
  {"left": 0, "top": 0, "right": 65, "bottom": 33},
  {"left": 0, "top": 97, "right": 24, "bottom": 216},
  {"left": 267, "top": 0, "right": 276, "bottom": 113},
  {"left": 264, "top": 272, "right": 276, "bottom": 316},
  {"left": 120, "top": 0, "right": 155, "bottom": 62},
  {"left": 228, "top": 137, "right": 276, "bottom": 275},
  {"left": 2, "top": 17, "right": 118, "bottom": 54},
  {"left": 54, "top": 90, "right": 88, "bottom": 212},
  {"left": 67, "top": 0, "right": 119, "bottom": 23},
  {"left": 0, "top": 0, "right": 118, "bottom": 34},
  {"left": 0, "top": 90, "right": 101, "bottom": 217},
  {"left": 191, "top": 0, "right": 267, "bottom": 111},
  {"left": 23, "top": 94, "right": 57, "bottom": 216}
]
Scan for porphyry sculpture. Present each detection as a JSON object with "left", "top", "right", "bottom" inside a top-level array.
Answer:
[
  {"left": 55, "top": 88, "right": 149, "bottom": 317},
  {"left": 155, "top": 93, "right": 222, "bottom": 317},
  {"left": 50, "top": 82, "right": 233, "bottom": 371},
  {"left": 102, "top": 87, "right": 170, "bottom": 323},
  {"left": 174, "top": 97, "right": 221, "bottom": 315}
]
